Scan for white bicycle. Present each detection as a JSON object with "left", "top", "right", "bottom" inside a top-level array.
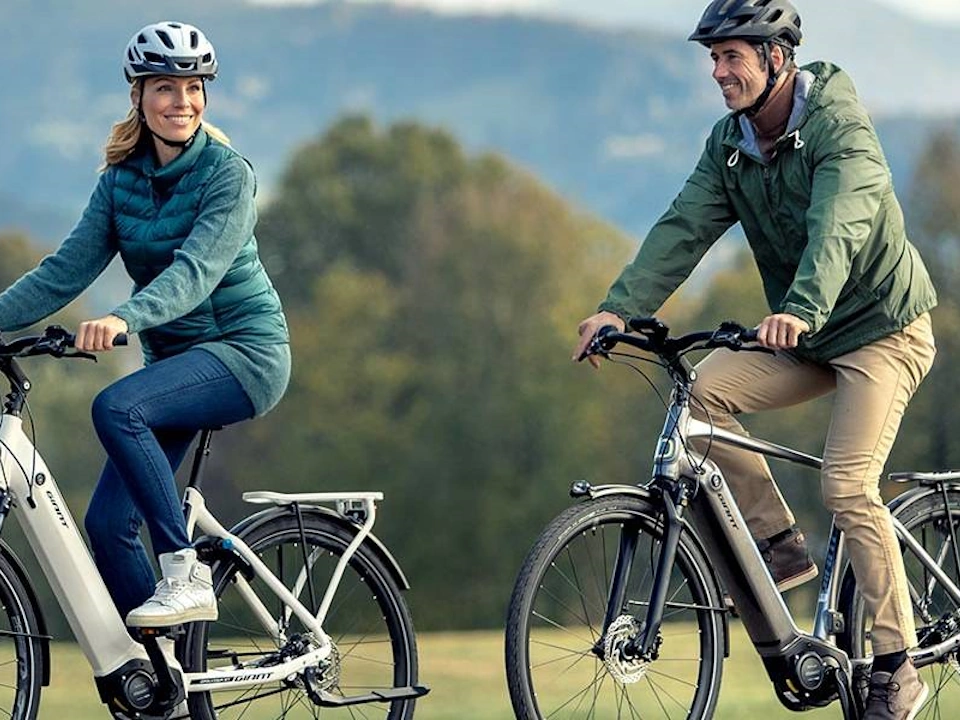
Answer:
[{"left": 0, "top": 325, "right": 428, "bottom": 719}]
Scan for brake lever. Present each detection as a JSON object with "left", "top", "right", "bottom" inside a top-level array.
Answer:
[
  {"left": 710, "top": 324, "right": 776, "bottom": 355},
  {"left": 62, "top": 350, "right": 98, "bottom": 361},
  {"left": 578, "top": 325, "right": 619, "bottom": 362}
]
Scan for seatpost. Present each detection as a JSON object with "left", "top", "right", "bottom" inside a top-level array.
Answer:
[{"left": 186, "top": 428, "right": 216, "bottom": 490}]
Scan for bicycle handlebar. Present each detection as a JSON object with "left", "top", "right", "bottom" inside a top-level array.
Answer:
[
  {"left": 0, "top": 325, "right": 128, "bottom": 359},
  {"left": 583, "top": 318, "right": 765, "bottom": 363}
]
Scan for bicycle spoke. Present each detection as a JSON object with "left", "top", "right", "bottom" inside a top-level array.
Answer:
[
  {"left": 508, "top": 497, "right": 723, "bottom": 720},
  {"left": 186, "top": 513, "right": 418, "bottom": 719}
]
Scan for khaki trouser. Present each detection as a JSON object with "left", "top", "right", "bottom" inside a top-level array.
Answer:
[{"left": 690, "top": 313, "right": 936, "bottom": 653}]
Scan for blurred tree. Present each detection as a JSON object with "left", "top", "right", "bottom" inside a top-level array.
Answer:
[
  {"left": 897, "top": 128, "right": 960, "bottom": 470},
  {"left": 216, "top": 115, "right": 647, "bottom": 627}
]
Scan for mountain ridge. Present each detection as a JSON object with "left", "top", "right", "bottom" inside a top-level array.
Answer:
[{"left": 2, "top": 0, "right": 957, "bottom": 251}]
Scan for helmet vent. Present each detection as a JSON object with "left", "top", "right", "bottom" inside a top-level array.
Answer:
[
  {"left": 189, "top": 31, "right": 199, "bottom": 50},
  {"left": 156, "top": 30, "right": 175, "bottom": 50}
]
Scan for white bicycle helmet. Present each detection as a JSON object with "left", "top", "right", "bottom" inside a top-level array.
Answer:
[{"left": 123, "top": 21, "right": 218, "bottom": 82}]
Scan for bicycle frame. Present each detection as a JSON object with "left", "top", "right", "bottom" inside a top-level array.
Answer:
[
  {"left": 0, "top": 411, "right": 385, "bottom": 697},
  {"left": 600, "top": 380, "right": 960, "bottom": 710},
  {"left": 179, "top": 486, "right": 382, "bottom": 693}
]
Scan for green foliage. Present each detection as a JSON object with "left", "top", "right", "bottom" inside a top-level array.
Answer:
[
  {"left": 210, "top": 116, "right": 960, "bottom": 632},
  {"left": 218, "top": 115, "right": 644, "bottom": 627},
  {"left": 899, "top": 129, "right": 960, "bottom": 470}
]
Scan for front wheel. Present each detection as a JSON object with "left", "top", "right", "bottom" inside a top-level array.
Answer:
[
  {"left": 0, "top": 548, "right": 44, "bottom": 720},
  {"left": 839, "top": 488, "right": 960, "bottom": 715},
  {"left": 505, "top": 494, "right": 726, "bottom": 720},
  {"left": 182, "top": 510, "right": 419, "bottom": 719}
]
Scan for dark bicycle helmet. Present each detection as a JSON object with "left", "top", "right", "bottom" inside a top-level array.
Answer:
[
  {"left": 123, "top": 21, "right": 218, "bottom": 82},
  {"left": 688, "top": 0, "right": 802, "bottom": 47}
]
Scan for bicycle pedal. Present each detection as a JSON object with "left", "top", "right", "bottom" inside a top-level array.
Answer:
[{"left": 132, "top": 625, "right": 185, "bottom": 643}]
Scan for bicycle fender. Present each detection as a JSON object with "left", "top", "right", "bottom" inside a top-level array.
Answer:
[
  {"left": 0, "top": 541, "right": 51, "bottom": 686},
  {"left": 226, "top": 505, "right": 411, "bottom": 590},
  {"left": 887, "top": 483, "right": 960, "bottom": 517},
  {"left": 578, "top": 482, "right": 658, "bottom": 503}
]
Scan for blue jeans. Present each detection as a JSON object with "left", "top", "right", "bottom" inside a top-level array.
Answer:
[{"left": 85, "top": 349, "right": 254, "bottom": 618}]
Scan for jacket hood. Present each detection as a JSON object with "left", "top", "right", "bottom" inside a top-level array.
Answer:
[{"left": 795, "top": 61, "right": 862, "bottom": 127}]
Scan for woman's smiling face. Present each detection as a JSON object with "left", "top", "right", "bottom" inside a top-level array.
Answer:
[{"left": 136, "top": 75, "right": 205, "bottom": 153}]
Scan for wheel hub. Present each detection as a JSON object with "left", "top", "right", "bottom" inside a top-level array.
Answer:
[
  {"left": 602, "top": 615, "right": 650, "bottom": 684},
  {"left": 304, "top": 643, "right": 342, "bottom": 704}
]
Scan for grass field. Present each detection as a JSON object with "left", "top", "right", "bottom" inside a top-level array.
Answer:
[{"left": 36, "top": 621, "right": 851, "bottom": 719}]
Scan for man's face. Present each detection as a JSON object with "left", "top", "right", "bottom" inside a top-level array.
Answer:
[{"left": 709, "top": 39, "right": 770, "bottom": 111}]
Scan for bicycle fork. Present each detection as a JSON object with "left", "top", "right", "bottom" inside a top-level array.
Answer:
[{"left": 599, "top": 483, "right": 688, "bottom": 661}]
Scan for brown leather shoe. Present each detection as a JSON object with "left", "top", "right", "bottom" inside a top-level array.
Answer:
[
  {"left": 757, "top": 527, "right": 818, "bottom": 592},
  {"left": 863, "top": 660, "right": 928, "bottom": 720}
]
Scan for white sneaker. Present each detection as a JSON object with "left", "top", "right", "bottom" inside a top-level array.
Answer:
[{"left": 126, "top": 548, "right": 218, "bottom": 627}]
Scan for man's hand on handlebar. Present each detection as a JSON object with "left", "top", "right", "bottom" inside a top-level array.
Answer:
[
  {"left": 76, "top": 315, "right": 129, "bottom": 352},
  {"left": 573, "top": 311, "right": 626, "bottom": 369},
  {"left": 755, "top": 313, "right": 809, "bottom": 350}
]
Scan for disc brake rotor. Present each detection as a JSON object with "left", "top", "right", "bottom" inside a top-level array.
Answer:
[{"left": 602, "top": 615, "right": 649, "bottom": 684}]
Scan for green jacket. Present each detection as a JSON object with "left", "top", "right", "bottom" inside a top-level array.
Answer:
[
  {"left": 599, "top": 62, "right": 937, "bottom": 362},
  {"left": 0, "top": 129, "right": 290, "bottom": 415}
]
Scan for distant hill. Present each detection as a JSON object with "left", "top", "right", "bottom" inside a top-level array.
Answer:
[
  {"left": 2, "top": 0, "right": 957, "bottom": 253},
  {"left": 543, "top": 0, "right": 960, "bottom": 115}
]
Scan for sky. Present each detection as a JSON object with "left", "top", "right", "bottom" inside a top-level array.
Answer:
[{"left": 251, "top": 0, "right": 960, "bottom": 24}]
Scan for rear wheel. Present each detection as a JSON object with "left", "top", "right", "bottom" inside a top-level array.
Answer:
[
  {"left": 505, "top": 495, "right": 726, "bottom": 719},
  {"left": 839, "top": 489, "right": 960, "bottom": 716},
  {"left": 183, "top": 511, "right": 419, "bottom": 719}
]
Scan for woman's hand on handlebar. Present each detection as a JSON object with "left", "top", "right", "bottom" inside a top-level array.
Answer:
[
  {"left": 756, "top": 313, "right": 809, "bottom": 350},
  {"left": 573, "top": 311, "right": 626, "bottom": 368},
  {"left": 76, "top": 315, "right": 129, "bottom": 352}
]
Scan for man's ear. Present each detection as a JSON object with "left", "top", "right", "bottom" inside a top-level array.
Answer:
[{"left": 770, "top": 43, "right": 787, "bottom": 73}]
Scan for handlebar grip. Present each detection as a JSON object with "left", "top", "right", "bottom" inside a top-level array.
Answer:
[
  {"left": 112, "top": 333, "right": 128, "bottom": 347},
  {"left": 741, "top": 328, "right": 759, "bottom": 343}
]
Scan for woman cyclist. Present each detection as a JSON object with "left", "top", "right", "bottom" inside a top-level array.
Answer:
[{"left": 0, "top": 21, "right": 290, "bottom": 629}]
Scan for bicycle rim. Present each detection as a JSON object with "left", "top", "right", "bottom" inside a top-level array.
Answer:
[
  {"left": 0, "top": 551, "right": 44, "bottom": 720},
  {"left": 506, "top": 495, "right": 725, "bottom": 720},
  {"left": 841, "top": 490, "right": 960, "bottom": 717},
  {"left": 184, "top": 513, "right": 418, "bottom": 719}
]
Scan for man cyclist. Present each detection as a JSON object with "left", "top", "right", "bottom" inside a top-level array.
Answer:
[{"left": 573, "top": 1, "right": 936, "bottom": 718}]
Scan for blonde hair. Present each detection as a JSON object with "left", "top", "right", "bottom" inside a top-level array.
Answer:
[{"left": 101, "top": 81, "right": 231, "bottom": 168}]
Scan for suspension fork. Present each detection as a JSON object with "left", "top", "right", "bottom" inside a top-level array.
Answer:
[{"left": 601, "top": 484, "right": 687, "bottom": 657}]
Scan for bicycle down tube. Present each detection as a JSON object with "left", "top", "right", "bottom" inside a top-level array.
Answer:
[
  {"left": 641, "top": 393, "right": 960, "bottom": 666},
  {"left": 0, "top": 414, "right": 151, "bottom": 676}
]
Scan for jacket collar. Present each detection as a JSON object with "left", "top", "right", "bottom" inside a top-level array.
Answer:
[
  {"left": 724, "top": 69, "right": 815, "bottom": 163},
  {"left": 137, "top": 127, "right": 210, "bottom": 186}
]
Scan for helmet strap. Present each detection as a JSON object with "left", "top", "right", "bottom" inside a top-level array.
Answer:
[{"left": 740, "top": 41, "right": 792, "bottom": 117}]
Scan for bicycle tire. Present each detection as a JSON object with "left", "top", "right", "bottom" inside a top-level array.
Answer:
[
  {"left": 182, "top": 510, "right": 419, "bottom": 720},
  {"left": 838, "top": 488, "right": 960, "bottom": 715},
  {"left": 0, "top": 549, "right": 44, "bottom": 719},
  {"left": 505, "top": 494, "right": 725, "bottom": 720}
]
